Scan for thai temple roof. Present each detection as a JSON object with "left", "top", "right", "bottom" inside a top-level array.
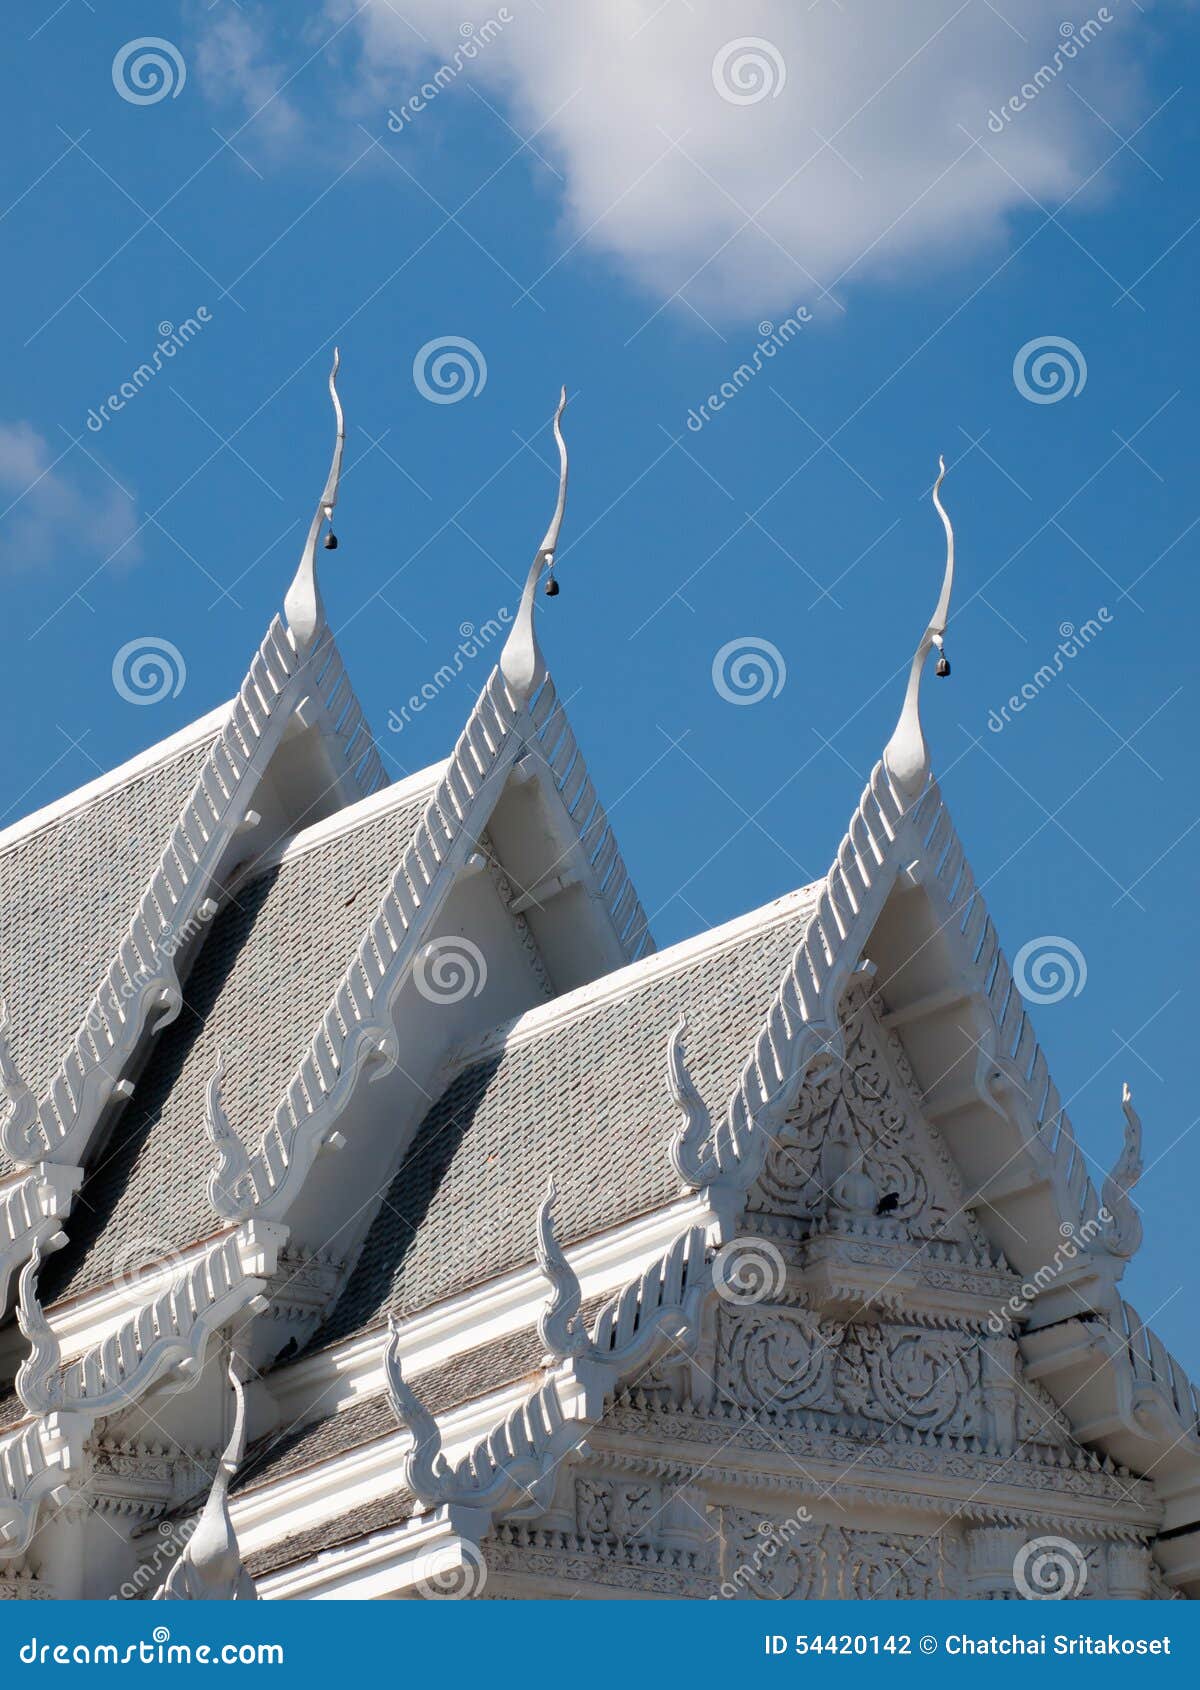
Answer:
[{"left": 0, "top": 364, "right": 1196, "bottom": 1603}]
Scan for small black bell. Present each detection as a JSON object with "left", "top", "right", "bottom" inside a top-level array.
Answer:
[
  {"left": 544, "top": 573, "right": 560, "bottom": 597},
  {"left": 935, "top": 653, "right": 950, "bottom": 677},
  {"left": 323, "top": 531, "right": 338, "bottom": 550}
]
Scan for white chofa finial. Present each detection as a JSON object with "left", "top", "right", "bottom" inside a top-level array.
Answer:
[
  {"left": 883, "top": 455, "right": 955, "bottom": 798},
  {"left": 500, "top": 386, "right": 569, "bottom": 703},
  {"left": 284, "top": 348, "right": 345, "bottom": 657}
]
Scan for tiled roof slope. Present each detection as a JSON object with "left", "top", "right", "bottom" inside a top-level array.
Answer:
[
  {"left": 43, "top": 781, "right": 437, "bottom": 1306},
  {"left": 313, "top": 885, "right": 821, "bottom": 1352},
  {"left": 240, "top": 1294, "right": 608, "bottom": 1499},
  {"left": 0, "top": 724, "right": 219, "bottom": 1180},
  {"left": 245, "top": 1489, "right": 419, "bottom": 1580}
]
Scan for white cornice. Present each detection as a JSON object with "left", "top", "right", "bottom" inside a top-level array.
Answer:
[{"left": 254, "top": 1507, "right": 482, "bottom": 1601}]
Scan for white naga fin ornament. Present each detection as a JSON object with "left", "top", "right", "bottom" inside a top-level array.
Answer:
[
  {"left": 534, "top": 1178, "right": 587, "bottom": 1360},
  {"left": 204, "top": 1051, "right": 253, "bottom": 1221},
  {"left": 0, "top": 994, "right": 40, "bottom": 1165},
  {"left": 883, "top": 456, "right": 956, "bottom": 799},
  {"left": 1100, "top": 1083, "right": 1145, "bottom": 1260},
  {"left": 383, "top": 1315, "right": 453, "bottom": 1501},
  {"left": 283, "top": 348, "right": 345, "bottom": 658},
  {"left": 665, "top": 1017, "right": 714, "bottom": 1191},
  {"left": 500, "top": 386, "right": 569, "bottom": 703},
  {"left": 157, "top": 1354, "right": 257, "bottom": 1601},
  {"left": 15, "top": 1235, "right": 66, "bottom": 1413}
]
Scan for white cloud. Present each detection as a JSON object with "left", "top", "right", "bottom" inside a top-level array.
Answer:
[
  {"left": 192, "top": 6, "right": 303, "bottom": 150},
  {"left": 333, "top": 0, "right": 1156, "bottom": 319},
  {"left": 0, "top": 423, "right": 140, "bottom": 573}
]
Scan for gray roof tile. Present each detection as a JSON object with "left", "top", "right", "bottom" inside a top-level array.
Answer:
[
  {"left": 244, "top": 1489, "right": 419, "bottom": 1579},
  {"left": 240, "top": 1302, "right": 605, "bottom": 1496},
  {"left": 44, "top": 786, "right": 435, "bottom": 1305},
  {"left": 312, "top": 890, "right": 819, "bottom": 1351},
  {"left": 0, "top": 734, "right": 216, "bottom": 1180}
]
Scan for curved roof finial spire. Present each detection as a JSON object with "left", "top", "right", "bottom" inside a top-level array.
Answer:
[
  {"left": 500, "top": 386, "right": 568, "bottom": 704},
  {"left": 284, "top": 348, "right": 345, "bottom": 657},
  {"left": 883, "top": 455, "right": 955, "bottom": 798}
]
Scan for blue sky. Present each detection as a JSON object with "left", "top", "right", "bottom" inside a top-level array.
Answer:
[{"left": 2, "top": 1, "right": 1198, "bottom": 1371}]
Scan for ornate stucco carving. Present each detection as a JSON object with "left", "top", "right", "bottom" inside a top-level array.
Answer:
[
  {"left": 718, "top": 1510, "right": 955, "bottom": 1600},
  {"left": 715, "top": 1308, "right": 986, "bottom": 1439},
  {"left": 745, "top": 998, "right": 978, "bottom": 1248}
]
